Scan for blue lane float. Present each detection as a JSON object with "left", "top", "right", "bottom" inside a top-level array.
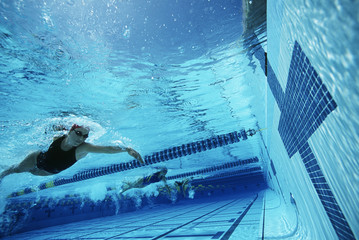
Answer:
[
  {"left": 144, "top": 129, "right": 251, "bottom": 164},
  {"left": 166, "top": 157, "right": 260, "bottom": 180},
  {"left": 8, "top": 129, "right": 258, "bottom": 198}
]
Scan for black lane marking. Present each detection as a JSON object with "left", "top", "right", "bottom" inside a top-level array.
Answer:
[{"left": 220, "top": 194, "right": 259, "bottom": 240}]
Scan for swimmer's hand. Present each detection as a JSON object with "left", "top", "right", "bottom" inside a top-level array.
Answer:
[{"left": 126, "top": 147, "right": 144, "bottom": 164}]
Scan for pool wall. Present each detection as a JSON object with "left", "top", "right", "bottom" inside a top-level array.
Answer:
[{"left": 262, "top": 0, "right": 358, "bottom": 239}]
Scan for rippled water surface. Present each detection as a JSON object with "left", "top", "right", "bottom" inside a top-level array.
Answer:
[{"left": 0, "top": 0, "right": 267, "bottom": 190}]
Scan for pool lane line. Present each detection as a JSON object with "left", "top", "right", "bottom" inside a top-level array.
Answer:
[
  {"left": 220, "top": 194, "right": 259, "bottom": 240},
  {"left": 151, "top": 198, "right": 245, "bottom": 240},
  {"left": 105, "top": 199, "right": 238, "bottom": 239}
]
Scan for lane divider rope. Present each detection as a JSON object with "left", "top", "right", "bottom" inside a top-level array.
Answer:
[
  {"left": 166, "top": 157, "right": 260, "bottom": 180},
  {"left": 8, "top": 129, "right": 259, "bottom": 198},
  {"left": 7, "top": 158, "right": 262, "bottom": 202}
]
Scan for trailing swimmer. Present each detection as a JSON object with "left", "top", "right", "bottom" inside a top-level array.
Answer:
[
  {"left": 121, "top": 167, "right": 192, "bottom": 198},
  {"left": 0, "top": 124, "right": 143, "bottom": 180},
  {"left": 121, "top": 167, "right": 169, "bottom": 193}
]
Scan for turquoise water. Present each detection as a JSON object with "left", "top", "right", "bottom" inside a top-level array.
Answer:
[
  {"left": 0, "top": 0, "right": 268, "bottom": 237},
  {"left": 2, "top": 0, "right": 358, "bottom": 239},
  {"left": 0, "top": 0, "right": 265, "bottom": 183}
]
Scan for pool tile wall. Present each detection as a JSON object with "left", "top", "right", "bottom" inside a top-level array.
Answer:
[
  {"left": 278, "top": 42, "right": 337, "bottom": 158},
  {"left": 253, "top": 18, "right": 356, "bottom": 240},
  {"left": 263, "top": 39, "right": 355, "bottom": 240}
]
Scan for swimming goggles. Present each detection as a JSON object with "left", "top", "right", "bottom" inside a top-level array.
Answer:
[{"left": 74, "top": 130, "right": 89, "bottom": 139}]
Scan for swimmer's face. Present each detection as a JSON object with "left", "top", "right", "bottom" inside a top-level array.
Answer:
[{"left": 69, "top": 127, "right": 90, "bottom": 146}]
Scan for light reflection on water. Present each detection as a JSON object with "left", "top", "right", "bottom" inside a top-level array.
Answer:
[{"left": 0, "top": 1, "right": 266, "bottom": 193}]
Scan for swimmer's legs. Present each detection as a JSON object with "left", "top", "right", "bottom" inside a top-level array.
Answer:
[{"left": 0, "top": 151, "right": 42, "bottom": 180}]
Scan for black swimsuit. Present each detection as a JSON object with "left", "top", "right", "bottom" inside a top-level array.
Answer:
[{"left": 36, "top": 136, "right": 77, "bottom": 174}]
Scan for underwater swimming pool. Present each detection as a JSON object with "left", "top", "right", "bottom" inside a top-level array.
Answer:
[{"left": 0, "top": 0, "right": 358, "bottom": 239}]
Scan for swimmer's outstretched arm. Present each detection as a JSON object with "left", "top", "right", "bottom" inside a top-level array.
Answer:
[{"left": 78, "top": 143, "right": 144, "bottom": 164}]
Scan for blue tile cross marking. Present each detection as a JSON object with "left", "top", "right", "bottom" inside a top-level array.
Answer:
[
  {"left": 262, "top": 41, "right": 355, "bottom": 240},
  {"left": 278, "top": 42, "right": 337, "bottom": 157}
]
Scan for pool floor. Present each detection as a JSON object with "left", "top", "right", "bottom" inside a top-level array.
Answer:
[{"left": 3, "top": 192, "right": 263, "bottom": 240}]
